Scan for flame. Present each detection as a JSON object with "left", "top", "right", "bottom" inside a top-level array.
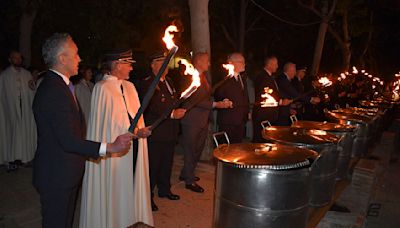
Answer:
[
  {"left": 361, "top": 70, "right": 365, "bottom": 73},
  {"left": 352, "top": 66, "right": 358, "bottom": 74},
  {"left": 318, "top": 77, "right": 332, "bottom": 87},
  {"left": 222, "top": 64, "right": 235, "bottom": 76},
  {"left": 162, "top": 25, "right": 178, "bottom": 50},
  {"left": 368, "top": 74, "right": 373, "bottom": 78},
  {"left": 179, "top": 59, "right": 201, "bottom": 99},
  {"left": 260, "top": 87, "right": 278, "bottom": 107},
  {"left": 340, "top": 73, "right": 346, "bottom": 79}
]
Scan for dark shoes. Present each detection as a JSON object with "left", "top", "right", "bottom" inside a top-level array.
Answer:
[
  {"left": 179, "top": 176, "right": 200, "bottom": 182},
  {"left": 185, "top": 183, "right": 204, "bottom": 193},
  {"left": 158, "top": 192, "right": 180, "bottom": 200},
  {"left": 151, "top": 199, "right": 158, "bottom": 211}
]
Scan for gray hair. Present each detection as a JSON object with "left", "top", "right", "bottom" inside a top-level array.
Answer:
[{"left": 42, "top": 33, "right": 72, "bottom": 67}]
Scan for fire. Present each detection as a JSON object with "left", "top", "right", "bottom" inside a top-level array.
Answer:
[
  {"left": 179, "top": 59, "right": 201, "bottom": 99},
  {"left": 162, "top": 25, "right": 178, "bottom": 50},
  {"left": 222, "top": 64, "right": 235, "bottom": 76},
  {"left": 318, "top": 77, "right": 332, "bottom": 87},
  {"left": 260, "top": 87, "right": 278, "bottom": 107},
  {"left": 352, "top": 66, "right": 358, "bottom": 74}
]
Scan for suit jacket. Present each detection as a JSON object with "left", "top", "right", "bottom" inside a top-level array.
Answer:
[
  {"left": 180, "top": 72, "right": 213, "bottom": 128},
  {"left": 140, "top": 74, "right": 180, "bottom": 142},
  {"left": 252, "top": 70, "right": 280, "bottom": 124},
  {"left": 32, "top": 71, "right": 100, "bottom": 191},
  {"left": 214, "top": 74, "right": 249, "bottom": 125}
]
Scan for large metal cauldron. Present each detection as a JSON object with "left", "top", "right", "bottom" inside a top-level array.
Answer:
[
  {"left": 213, "top": 143, "right": 319, "bottom": 228},
  {"left": 291, "top": 120, "right": 356, "bottom": 181},
  {"left": 336, "top": 108, "right": 380, "bottom": 143},
  {"left": 325, "top": 110, "right": 372, "bottom": 157},
  {"left": 262, "top": 126, "right": 340, "bottom": 207}
]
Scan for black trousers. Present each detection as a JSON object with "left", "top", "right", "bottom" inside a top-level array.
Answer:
[
  {"left": 180, "top": 124, "right": 208, "bottom": 184},
  {"left": 148, "top": 141, "right": 175, "bottom": 195},
  {"left": 39, "top": 186, "right": 79, "bottom": 228},
  {"left": 219, "top": 123, "right": 245, "bottom": 144}
]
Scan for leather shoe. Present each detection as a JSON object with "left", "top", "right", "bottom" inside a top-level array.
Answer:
[
  {"left": 159, "top": 193, "right": 180, "bottom": 200},
  {"left": 179, "top": 176, "right": 200, "bottom": 182},
  {"left": 151, "top": 199, "right": 158, "bottom": 211},
  {"left": 185, "top": 183, "right": 204, "bottom": 193}
]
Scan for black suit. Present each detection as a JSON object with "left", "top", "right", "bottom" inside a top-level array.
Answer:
[
  {"left": 214, "top": 74, "right": 249, "bottom": 143},
  {"left": 276, "top": 73, "right": 310, "bottom": 125},
  {"left": 252, "top": 70, "right": 280, "bottom": 142},
  {"left": 140, "top": 74, "right": 180, "bottom": 196},
  {"left": 179, "top": 72, "right": 213, "bottom": 184},
  {"left": 33, "top": 71, "right": 100, "bottom": 228}
]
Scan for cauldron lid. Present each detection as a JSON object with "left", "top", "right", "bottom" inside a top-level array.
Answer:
[
  {"left": 292, "top": 120, "right": 355, "bottom": 132},
  {"left": 213, "top": 143, "right": 318, "bottom": 170},
  {"left": 335, "top": 108, "right": 377, "bottom": 117},
  {"left": 325, "top": 110, "right": 372, "bottom": 123},
  {"left": 262, "top": 126, "right": 340, "bottom": 146}
]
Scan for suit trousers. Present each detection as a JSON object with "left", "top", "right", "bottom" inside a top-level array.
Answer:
[
  {"left": 180, "top": 123, "right": 208, "bottom": 184},
  {"left": 39, "top": 186, "right": 79, "bottom": 228},
  {"left": 219, "top": 123, "right": 245, "bottom": 144},
  {"left": 148, "top": 141, "right": 175, "bottom": 195}
]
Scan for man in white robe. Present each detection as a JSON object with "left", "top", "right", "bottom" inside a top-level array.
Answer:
[
  {"left": 75, "top": 66, "right": 94, "bottom": 125},
  {"left": 0, "top": 51, "right": 37, "bottom": 168},
  {"left": 80, "top": 49, "right": 154, "bottom": 228}
]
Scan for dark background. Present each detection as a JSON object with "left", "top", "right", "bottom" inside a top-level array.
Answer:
[{"left": 0, "top": 0, "right": 399, "bottom": 83}]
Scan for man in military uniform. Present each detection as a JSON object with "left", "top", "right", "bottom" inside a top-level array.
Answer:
[{"left": 139, "top": 52, "right": 186, "bottom": 211}]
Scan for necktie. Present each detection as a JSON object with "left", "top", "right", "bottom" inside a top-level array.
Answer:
[
  {"left": 238, "top": 74, "right": 244, "bottom": 90},
  {"left": 68, "top": 82, "right": 79, "bottom": 110},
  {"left": 68, "top": 83, "right": 77, "bottom": 103}
]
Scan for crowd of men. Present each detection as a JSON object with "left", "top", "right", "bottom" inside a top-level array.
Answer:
[{"left": 0, "top": 33, "right": 375, "bottom": 227}]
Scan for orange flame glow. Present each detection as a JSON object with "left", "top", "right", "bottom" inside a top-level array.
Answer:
[
  {"left": 352, "top": 66, "right": 358, "bottom": 74},
  {"left": 222, "top": 64, "right": 235, "bottom": 76},
  {"left": 179, "top": 59, "right": 201, "bottom": 99},
  {"left": 162, "top": 25, "right": 178, "bottom": 50},
  {"left": 318, "top": 77, "right": 332, "bottom": 87},
  {"left": 260, "top": 87, "right": 278, "bottom": 107}
]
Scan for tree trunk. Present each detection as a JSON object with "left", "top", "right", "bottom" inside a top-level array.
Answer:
[
  {"left": 19, "top": 9, "right": 37, "bottom": 68},
  {"left": 188, "top": 0, "right": 211, "bottom": 56},
  {"left": 188, "top": 0, "right": 214, "bottom": 161},
  {"left": 310, "top": 19, "right": 329, "bottom": 76},
  {"left": 360, "top": 12, "right": 374, "bottom": 68},
  {"left": 341, "top": 9, "right": 351, "bottom": 71}
]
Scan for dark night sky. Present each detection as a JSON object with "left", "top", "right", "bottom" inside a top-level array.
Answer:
[{"left": 0, "top": 0, "right": 399, "bottom": 81}]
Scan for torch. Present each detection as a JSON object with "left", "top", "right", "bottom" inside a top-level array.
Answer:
[
  {"left": 129, "top": 25, "right": 179, "bottom": 132},
  {"left": 148, "top": 59, "right": 201, "bottom": 130}
]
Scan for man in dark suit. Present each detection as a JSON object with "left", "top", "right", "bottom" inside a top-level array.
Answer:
[
  {"left": 139, "top": 52, "right": 186, "bottom": 211},
  {"left": 276, "top": 62, "right": 320, "bottom": 125},
  {"left": 214, "top": 53, "right": 249, "bottom": 143},
  {"left": 252, "top": 56, "right": 291, "bottom": 142},
  {"left": 33, "top": 33, "right": 134, "bottom": 228},
  {"left": 179, "top": 52, "right": 231, "bottom": 193}
]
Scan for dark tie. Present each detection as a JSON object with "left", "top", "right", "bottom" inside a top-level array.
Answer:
[
  {"left": 238, "top": 74, "right": 244, "bottom": 90},
  {"left": 68, "top": 82, "right": 78, "bottom": 108}
]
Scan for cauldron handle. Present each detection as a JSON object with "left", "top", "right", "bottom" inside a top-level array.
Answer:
[
  {"left": 212, "top": 132, "right": 230, "bottom": 147},
  {"left": 308, "top": 153, "right": 322, "bottom": 172},
  {"left": 290, "top": 115, "right": 298, "bottom": 124},
  {"left": 261, "top": 120, "right": 271, "bottom": 129}
]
